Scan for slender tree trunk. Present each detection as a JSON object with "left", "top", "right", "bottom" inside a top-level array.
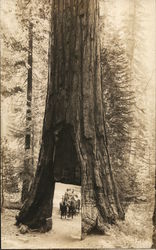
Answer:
[
  {"left": 16, "top": 0, "right": 124, "bottom": 235},
  {"left": 21, "top": 21, "right": 34, "bottom": 203}
]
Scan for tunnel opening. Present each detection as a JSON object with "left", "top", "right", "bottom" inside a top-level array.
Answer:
[
  {"left": 52, "top": 182, "right": 81, "bottom": 240},
  {"left": 52, "top": 124, "right": 81, "bottom": 239},
  {"left": 53, "top": 124, "right": 81, "bottom": 186}
]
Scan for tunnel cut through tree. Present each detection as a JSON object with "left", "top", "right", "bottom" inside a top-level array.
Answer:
[{"left": 16, "top": 0, "right": 124, "bottom": 236}]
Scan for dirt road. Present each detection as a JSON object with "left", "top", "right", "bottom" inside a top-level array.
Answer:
[{"left": 1, "top": 183, "right": 154, "bottom": 249}]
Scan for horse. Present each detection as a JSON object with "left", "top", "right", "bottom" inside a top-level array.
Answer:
[
  {"left": 68, "top": 199, "right": 76, "bottom": 219},
  {"left": 76, "top": 199, "right": 81, "bottom": 214},
  {"left": 60, "top": 200, "right": 67, "bottom": 219}
]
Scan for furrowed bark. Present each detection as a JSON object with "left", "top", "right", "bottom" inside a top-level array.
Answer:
[{"left": 16, "top": 0, "right": 124, "bottom": 235}]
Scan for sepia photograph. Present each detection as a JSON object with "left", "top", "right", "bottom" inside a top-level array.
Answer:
[{"left": 1, "top": 0, "right": 156, "bottom": 249}]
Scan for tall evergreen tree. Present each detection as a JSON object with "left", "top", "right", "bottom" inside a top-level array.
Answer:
[
  {"left": 16, "top": 0, "right": 124, "bottom": 235},
  {"left": 21, "top": 21, "right": 34, "bottom": 203},
  {"left": 100, "top": 32, "right": 136, "bottom": 201}
]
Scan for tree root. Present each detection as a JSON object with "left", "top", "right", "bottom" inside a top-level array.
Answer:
[
  {"left": 16, "top": 217, "right": 52, "bottom": 234},
  {"left": 82, "top": 213, "right": 113, "bottom": 238}
]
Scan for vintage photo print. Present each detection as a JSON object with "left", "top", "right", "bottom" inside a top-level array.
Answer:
[{"left": 1, "top": 0, "right": 156, "bottom": 249}]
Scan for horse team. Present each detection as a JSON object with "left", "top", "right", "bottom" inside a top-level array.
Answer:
[{"left": 59, "top": 189, "right": 81, "bottom": 219}]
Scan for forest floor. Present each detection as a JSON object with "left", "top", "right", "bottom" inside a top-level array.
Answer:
[{"left": 1, "top": 183, "right": 154, "bottom": 249}]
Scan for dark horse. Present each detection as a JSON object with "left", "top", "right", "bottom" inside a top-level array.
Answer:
[
  {"left": 76, "top": 199, "right": 80, "bottom": 213},
  {"left": 68, "top": 200, "right": 76, "bottom": 219},
  {"left": 60, "top": 201, "right": 67, "bottom": 219}
]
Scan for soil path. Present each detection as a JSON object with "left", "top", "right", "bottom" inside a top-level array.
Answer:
[{"left": 1, "top": 183, "right": 154, "bottom": 249}]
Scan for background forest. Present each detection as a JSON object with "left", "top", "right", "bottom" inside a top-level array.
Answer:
[{"left": 1, "top": 0, "right": 155, "bottom": 248}]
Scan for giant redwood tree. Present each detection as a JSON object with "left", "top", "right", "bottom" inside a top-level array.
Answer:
[{"left": 16, "top": 0, "right": 124, "bottom": 236}]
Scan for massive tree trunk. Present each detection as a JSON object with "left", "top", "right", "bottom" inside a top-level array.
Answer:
[
  {"left": 16, "top": 0, "right": 124, "bottom": 235},
  {"left": 21, "top": 21, "right": 34, "bottom": 203}
]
